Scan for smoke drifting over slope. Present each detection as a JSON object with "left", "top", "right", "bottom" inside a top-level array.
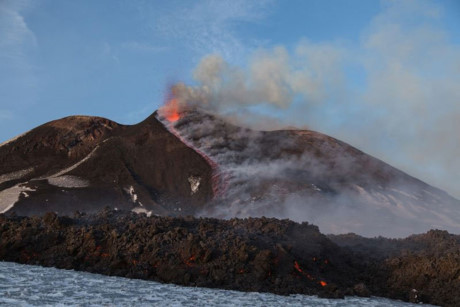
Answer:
[
  {"left": 156, "top": 109, "right": 460, "bottom": 238},
  {"left": 165, "top": 0, "right": 460, "bottom": 200},
  {"left": 0, "top": 104, "right": 458, "bottom": 238}
]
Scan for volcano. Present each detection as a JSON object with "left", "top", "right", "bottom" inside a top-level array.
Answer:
[
  {"left": 0, "top": 113, "right": 214, "bottom": 217},
  {"left": 1, "top": 108, "right": 459, "bottom": 237}
]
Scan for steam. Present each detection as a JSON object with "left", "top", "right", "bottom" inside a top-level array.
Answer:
[
  {"left": 156, "top": 1, "right": 460, "bottom": 237},
  {"left": 171, "top": 43, "right": 341, "bottom": 112},
  {"left": 162, "top": 110, "right": 460, "bottom": 238},
  {"left": 169, "top": 0, "right": 460, "bottom": 200}
]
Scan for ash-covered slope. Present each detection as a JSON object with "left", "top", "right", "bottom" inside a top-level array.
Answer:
[
  {"left": 1, "top": 108, "right": 459, "bottom": 237},
  {"left": 159, "top": 109, "right": 460, "bottom": 237},
  {"left": 0, "top": 113, "right": 213, "bottom": 216}
]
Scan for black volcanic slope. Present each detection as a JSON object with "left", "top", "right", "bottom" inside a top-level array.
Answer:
[
  {"left": 0, "top": 113, "right": 213, "bottom": 216},
  {"left": 1, "top": 108, "right": 459, "bottom": 236},
  {"left": 1, "top": 110, "right": 460, "bottom": 306}
]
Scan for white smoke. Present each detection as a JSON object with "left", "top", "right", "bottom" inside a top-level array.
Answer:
[
  {"left": 173, "top": 42, "right": 342, "bottom": 112},
  {"left": 163, "top": 110, "right": 460, "bottom": 238},
  {"left": 170, "top": 0, "right": 460, "bottom": 200}
]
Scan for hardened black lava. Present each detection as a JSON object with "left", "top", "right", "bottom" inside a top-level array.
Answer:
[{"left": 0, "top": 209, "right": 458, "bottom": 306}]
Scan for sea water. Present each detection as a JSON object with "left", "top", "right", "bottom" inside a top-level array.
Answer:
[{"left": 0, "top": 262, "right": 434, "bottom": 306}]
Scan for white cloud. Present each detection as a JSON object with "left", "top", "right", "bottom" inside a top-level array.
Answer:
[
  {"left": 0, "top": 0, "right": 38, "bottom": 108},
  {"left": 354, "top": 0, "right": 460, "bottom": 198},
  {"left": 153, "top": 0, "right": 273, "bottom": 61},
  {"left": 0, "top": 0, "right": 36, "bottom": 63}
]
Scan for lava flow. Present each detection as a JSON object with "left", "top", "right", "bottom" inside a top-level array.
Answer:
[
  {"left": 294, "top": 260, "right": 327, "bottom": 287},
  {"left": 158, "top": 92, "right": 228, "bottom": 199},
  {"left": 184, "top": 255, "right": 196, "bottom": 267},
  {"left": 294, "top": 261, "right": 314, "bottom": 280}
]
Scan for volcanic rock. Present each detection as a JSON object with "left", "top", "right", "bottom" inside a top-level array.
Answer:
[
  {"left": 162, "top": 109, "right": 460, "bottom": 237},
  {"left": 1, "top": 108, "right": 459, "bottom": 237},
  {"left": 0, "top": 113, "right": 213, "bottom": 216},
  {"left": 0, "top": 210, "right": 459, "bottom": 306}
]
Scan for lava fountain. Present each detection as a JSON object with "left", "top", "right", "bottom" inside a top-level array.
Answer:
[{"left": 163, "top": 97, "right": 180, "bottom": 122}]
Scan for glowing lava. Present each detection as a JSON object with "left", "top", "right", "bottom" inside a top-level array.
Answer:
[
  {"left": 294, "top": 261, "right": 314, "bottom": 280},
  {"left": 157, "top": 87, "right": 229, "bottom": 199},
  {"left": 294, "top": 260, "right": 327, "bottom": 286},
  {"left": 294, "top": 261, "right": 302, "bottom": 272},
  {"left": 184, "top": 255, "right": 196, "bottom": 267},
  {"left": 164, "top": 97, "right": 180, "bottom": 122}
]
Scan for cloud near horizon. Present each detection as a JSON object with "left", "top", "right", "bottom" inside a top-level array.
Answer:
[{"left": 0, "top": 0, "right": 38, "bottom": 122}]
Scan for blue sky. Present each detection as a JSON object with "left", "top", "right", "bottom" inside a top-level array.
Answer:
[{"left": 1, "top": 0, "right": 459, "bottom": 197}]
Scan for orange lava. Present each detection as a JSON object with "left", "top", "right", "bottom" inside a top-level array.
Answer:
[
  {"left": 294, "top": 261, "right": 303, "bottom": 272},
  {"left": 184, "top": 255, "right": 196, "bottom": 267},
  {"left": 168, "top": 111, "right": 180, "bottom": 122},
  {"left": 164, "top": 97, "right": 180, "bottom": 122},
  {"left": 320, "top": 281, "right": 327, "bottom": 287},
  {"left": 294, "top": 261, "right": 314, "bottom": 280}
]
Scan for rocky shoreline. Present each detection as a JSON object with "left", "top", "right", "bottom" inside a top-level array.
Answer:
[{"left": 0, "top": 209, "right": 458, "bottom": 306}]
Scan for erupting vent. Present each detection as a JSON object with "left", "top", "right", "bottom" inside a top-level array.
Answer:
[
  {"left": 157, "top": 96, "right": 227, "bottom": 200},
  {"left": 163, "top": 97, "right": 180, "bottom": 122}
]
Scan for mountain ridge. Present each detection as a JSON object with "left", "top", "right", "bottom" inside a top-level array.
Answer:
[{"left": 0, "top": 108, "right": 458, "bottom": 237}]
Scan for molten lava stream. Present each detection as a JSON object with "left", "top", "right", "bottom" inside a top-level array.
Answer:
[
  {"left": 294, "top": 260, "right": 327, "bottom": 286},
  {"left": 158, "top": 100, "right": 228, "bottom": 199}
]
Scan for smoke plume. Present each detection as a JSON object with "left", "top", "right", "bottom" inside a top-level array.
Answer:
[
  {"left": 168, "top": 0, "right": 460, "bottom": 200},
  {"left": 158, "top": 109, "right": 460, "bottom": 238},
  {"left": 170, "top": 42, "right": 342, "bottom": 113}
]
